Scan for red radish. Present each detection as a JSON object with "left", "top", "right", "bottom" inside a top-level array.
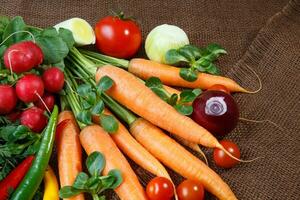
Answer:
[
  {"left": 20, "top": 107, "right": 48, "bottom": 132},
  {"left": 16, "top": 74, "right": 44, "bottom": 103},
  {"left": 192, "top": 90, "right": 239, "bottom": 136},
  {"left": 6, "top": 111, "right": 21, "bottom": 122},
  {"left": 0, "top": 85, "right": 17, "bottom": 114},
  {"left": 3, "top": 41, "right": 43, "bottom": 73},
  {"left": 213, "top": 140, "right": 241, "bottom": 169},
  {"left": 42, "top": 67, "right": 65, "bottom": 93},
  {"left": 34, "top": 92, "right": 55, "bottom": 111}
]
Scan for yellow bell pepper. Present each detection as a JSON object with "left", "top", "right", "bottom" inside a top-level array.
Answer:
[{"left": 43, "top": 166, "right": 59, "bottom": 200}]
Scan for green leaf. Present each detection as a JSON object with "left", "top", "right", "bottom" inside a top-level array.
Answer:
[
  {"left": 96, "top": 76, "right": 114, "bottom": 94},
  {"left": 179, "top": 90, "right": 198, "bottom": 103},
  {"left": 174, "top": 104, "right": 193, "bottom": 116},
  {"left": 107, "top": 169, "right": 123, "bottom": 189},
  {"left": 40, "top": 28, "right": 59, "bottom": 37},
  {"left": 192, "top": 88, "right": 202, "bottom": 96},
  {"left": 150, "top": 88, "right": 170, "bottom": 102},
  {"left": 0, "top": 16, "right": 10, "bottom": 41},
  {"left": 2, "top": 16, "right": 26, "bottom": 46},
  {"left": 77, "top": 84, "right": 92, "bottom": 96},
  {"left": 58, "top": 28, "right": 75, "bottom": 49},
  {"left": 76, "top": 110, "right": 92, "bottom": 125},
  {"left": 206, "top": 63, "right": 220, "bottom": 75},
  {"left": 179, "top": 68, "right": 198, "bottom": 82},
  {"left": 86, "top": 176, "right": 100, "bottom": 190},
  {"left": 86, "top": 151, "right": 105, "bottom": 176},
  {"left": 165, "top": 49, "right": 189, "bottom": 66},
  {"left": 91, "top": 100, "right": 105, "bottom": 115},
  {"left": 167, "top": 93, "right": 178, "bottom": 106},
  {"left": 52, "top": 60, "right": 65, "bottom": 71},
  {"left": 82, "top": 100, "right": 92, "bottom": 110},
  {"left": 145, "top": 77, "right": 170, "bottom": 102},
  {"left": 73, "top": 172, "right": 89, "bottom": 190},
  {"left": 99, "top": 114, "right": 119, "bottom": 133},
  {"left": 100, "top": 175, "right": 116, "bottom": 189},
  {"left": 206, "top": 43, "right": 227, "bottom": 55},
  {"left": 86, "top": 92, "right": 97, "bottom": 105},
  {"left": 36, "top": 34, "right": 69, "bottom": 64},
  {"left": 145, "top": 77, "right": 163, "bottom": 89},
  {"left": 178, "top": 45, "right": 201, "bottom": 61},
  {"left": 59, "top": 186, "right": 82, "bottom": 198}
]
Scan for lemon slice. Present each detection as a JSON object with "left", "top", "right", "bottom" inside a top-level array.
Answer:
[{"left": 54, "top": 18, "right": 95, "bottom": 46}]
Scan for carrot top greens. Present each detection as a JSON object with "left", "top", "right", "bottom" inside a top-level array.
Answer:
[
  {"left": 145, "top": 77, "right": 201, "bottom": 115},
  {"left": 165, "top": 44, "right": 227, "bottom": 81},
  {"left": 59, "top": 151, "right": 122, "bottom": 200}
]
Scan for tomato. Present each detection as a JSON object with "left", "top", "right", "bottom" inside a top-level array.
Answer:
[
  {"left": 207, "top": 84, "right": 230, "bottom": 94},
  {"left": 213, "top": 140, "right": 241, "bottom": 168},
  {"left": 146, "top": 177, "right": 174, "bottom": 200},
  {"left": 177, "top": 180, "right": 205, "bottom": 200},
  {"left": 95, "top": 13, "right": 142, "bottom": 59}
]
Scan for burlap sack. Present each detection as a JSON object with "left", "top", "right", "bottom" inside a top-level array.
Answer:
[{"left": 1, "top": 0, "right": 299, "bottom": 199}]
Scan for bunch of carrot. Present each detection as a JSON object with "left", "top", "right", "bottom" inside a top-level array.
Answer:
[{"left": 49, "top": 47, "right": 258, "bottom": 200}]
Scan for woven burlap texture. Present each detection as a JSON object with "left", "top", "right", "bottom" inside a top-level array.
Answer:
[{"left": 1, "top": 0, "right": 299, "bottom": 199}]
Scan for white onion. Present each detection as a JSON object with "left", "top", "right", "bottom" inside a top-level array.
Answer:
[{"left": 145, "top": 24, "right": 189, "bottom": 64}]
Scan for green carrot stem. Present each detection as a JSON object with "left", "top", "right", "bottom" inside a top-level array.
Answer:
[
  {"left": 79, "top": 49, "right": 129, "bottom": 69},
  {"left": 101, "top": 93, "right": 137, "bottom": 125}
]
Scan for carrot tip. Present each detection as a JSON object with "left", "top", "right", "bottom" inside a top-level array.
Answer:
[{"left": 216, "top": 143, "right": 262, "bottom": 163}]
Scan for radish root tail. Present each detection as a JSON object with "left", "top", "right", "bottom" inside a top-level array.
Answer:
[
  {"left": 0, "top": 30, "right": 36, "bottom": 46},
  {"left": 216, "top": 143, "right": 262, "bottom": 163},
  {"left": 7, "top": 50, "right": 19, "bottom": 77},
  {"left": 35, "top": 91, "right": 51, "bottom": 114},
  {"left": 239, "top": 117, "right": 283, "bottom": 131},
  {"left": 242, "top": 64, "right": 262, "bottom": 94}
]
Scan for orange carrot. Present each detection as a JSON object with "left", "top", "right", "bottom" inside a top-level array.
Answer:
[
  {"left": 95, "top": 66, "right": 223, "bottom": 150},
  {"left": 173, "top": 135, "right": 208, "bottom": 165},
  {"left": 56, "top": 111, "right": 84, "bottom": 200},
  {"left": 130, "top": 118, "right": 237, "bottom": 200},
  {"left": 80, "top": 124, "right": 148, "bottom": 200},
  {"left": 93, "top": 110, "right": 172, "bottom": 180},
  {"left": 128, "top": 58, "right": 247, "bottom": 93}
]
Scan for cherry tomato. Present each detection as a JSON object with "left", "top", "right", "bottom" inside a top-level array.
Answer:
[
  {"left": 146, "top": 177, "right": 174, "bottom": 200},
  {"left": 95, "top": 13, "right": 142, "bottom": 59},
  {"left": 177, "top": 180, "right": 205, "bottom": 200},
  {"left": 213, "top": 140, "right": 241, "bottom": 168},
  {"left": 207, "top": 84, "right": 230, "bottom": 94}
]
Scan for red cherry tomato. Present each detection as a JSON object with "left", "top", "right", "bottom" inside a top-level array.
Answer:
[
  {"left": 207, "top": 84, "right": 230, "bottom": 94},
  {"left": 213, "top": 140, "right": 241, "bottom": 168},
  {"left": 146, "top": 177, "right": 174, "bottom": 200},
  {"left": 177, "top": 180, "right": 205, "bottom": 200},
  {"left": 95, "top": 13, "right": 142, "bottom": 59}
]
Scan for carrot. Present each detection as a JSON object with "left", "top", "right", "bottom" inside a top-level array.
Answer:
[
  {"left": 56, "top": 111, "right": 84, "bottom": 200},
  {"left": 173, "top": 135, "right": 208, "bottom": 165},
  {"left": 79, "top": 124, "right": 148, "bottom": 200},
  {"left": 93, "top": 110, "right": 172, "bottom": 179},
  {"left": 96, "top": 66, "right": 224, "bottom": 149},
  {"left": 128, "top": 58, "right": 247, "bottom": 93},
  {"left": 130, "top": 118, "right": 237, "bottom": 200}
]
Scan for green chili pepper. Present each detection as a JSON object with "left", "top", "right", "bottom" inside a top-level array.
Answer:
[{"left": 10, "top": 105, "right": 59, "bottom": 200}]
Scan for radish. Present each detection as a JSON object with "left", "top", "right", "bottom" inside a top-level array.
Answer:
[
  {"left": 20, "top": 107, "right": 48, "bottom": 132},
  {"left": 6, "top": 111, "right": 21, "bottom": 122},
  {"left": 16, "top": 74, "right": 44, "bottom": 103},
  {"left": 34, "top": 92, "right": 55, "bottom": 111},
  {"left": 42, "top": 67, "right": 65, "bottom": 93},
  {"left": 3, "top": 41, "right": 43, "bottom": 73},
  {"left": 0, "top": 85, "right": 17, "bottom": 114}
]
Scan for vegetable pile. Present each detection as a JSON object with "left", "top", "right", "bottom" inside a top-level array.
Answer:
[{"left": 0, "top": 13, "right": 264, "bottom": 200}]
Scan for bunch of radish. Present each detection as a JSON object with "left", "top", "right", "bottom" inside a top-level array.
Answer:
[{"left": 0, "top": 41, "right": 65, "bottom": 132}]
